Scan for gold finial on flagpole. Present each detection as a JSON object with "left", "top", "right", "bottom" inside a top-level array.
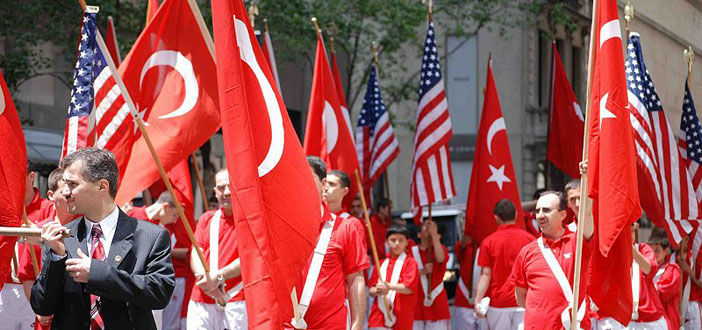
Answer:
[
  {"left": 371, "top": 41, "right": 380, "bottom": 66},
  {"left": 685, "top": 46, "right": 695, "bottom": 84},
  {"left": 624, "top": 2, "right": 634, "bottom": 40},
  {"left": 263, "top": 18, "right": 269, "bottom": 33},
  {"left": 311, "top": 17, "right": 321, "bottom": 38},
  {"left": 327, "top": 23, "right": 338, "bottom": 54},
  {"left": 248, "top": 1, "right": 259, "bottom": 28},
  {"left": 421, "top": 0, "right": 433, "bottom": 19}
]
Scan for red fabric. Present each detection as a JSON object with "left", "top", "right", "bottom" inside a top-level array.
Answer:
[
  {"left": 453, "top": 241, "right": 474, "bottom": 308},
  {"left": 146, "top": 0, "right": 159, "bottom": 24},
  {"left": 0, "top": 70, "right": 26, "bottom": 291},
  {"left": 284, "top": 206, "right": 370, "bottom": 329},
  {"left": 464, "top": 62, "right": 524, "bottom": 244},
  {"left": 523, "top": 211, "right": 541, "bottom": 237},
  {"left": 477, "top": 224, "right": 535, "bottom": 307},
  {"left": 336, "top": 210, "right": 368, "bottom": 253},
  {"left": 16, "top": 241, "right": 41, "bottom": 283},
  {"left": 413, "top": 245, "right": 450, "bottom": 321},
  {"left": 656, "top": 260, "right": 681, "bottom": 330},
  {"left": 585, "top": 0, "right": 641, "bottom": 324},
  {"left": 170, "top": 221, "right": 193, "bottom": 278},
  {"left": 330, "top": 53, "right": 358, "bottom": 210},
  {"left": 25, "top": 188, "right": 55, "bottom": 224},
  {"left": 368, "top": 254, "right": 419, "bottom": 330},
  {"left": 510, "top": 232, "right": 593, "bottom": 330},
  {"left": 128, "top": 206, "right": 158, "bottom": 225},
  {"left": 104, "top": 17, "right": 121, "bottom": 67},
  {"left": 90, "top": 225, "right": 106, "bottom": 329},
  {"left": 113, "top": 0, "right": 220, "bottom": 206},
  {"left": 190, "top": 209, "right": 244, "bottom": 303},
  {"left": 211, "top": 0, "right": 323, "bottom": 326},
  {"left": 547, "top": 43, "right": 584, "bottom": 178},
  {"left": 368, "top": 214, "right": 390, "bottom": 256},
  {"left": 303, "top": 35, "right": 360, "bottom": 211}
]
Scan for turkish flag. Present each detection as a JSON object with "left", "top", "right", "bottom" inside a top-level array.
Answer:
[
  {"left": 211, "top": 0, "right": 321, "bottom": 328},
  {"left": 330, "top": 51, "right": 359, "bottom": 206},
  {"left": 104, "top": 16, "right": 121, "bottom": 67},
  {"left": 0, "top": 71, "right": 26, "bottom": 290},
  {"left": 146, "top": 0, "right": 160, "bottom": 24},
  {"left": 547, "top": 42, "right": 584, "bottom": 178},
  {"left": 464, "top": 62, "right": 524, "bottom": 243},
  {"left": 113, "top": 0, "right": 220, "bottom": 205},
  {"left": 304, "top": 36, "right": 359, "bottom": 209},
  {"left": 585, "top": 0, "right": 641, "bottom": 324},
  {"left": 147, "top": 158, "right": 194, "bottom": 224}
]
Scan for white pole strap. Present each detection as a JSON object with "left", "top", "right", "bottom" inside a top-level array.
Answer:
[
  {"left": 536, "top": 237, "right": 585, "bottom": 329},
  {"left": 291, "top": 214, "right": 337, "bottom": 329},
  {"left": 632, "top": 244, "right": 640, "bottom": 321},
  {"left": 378, "top": 252, "right": 406, "bottom": 327},
  {"left": 209, "top": 210, "right": 222, "bottom": 272},
  {"left": 471, "top": 247, "right": 482, "bottom": 305},
  {"left": 458, "top": 276, "right": 471, "bottom": 304},
  {"left": 411, "top": 245, "right": 444, "bottom": 306}
]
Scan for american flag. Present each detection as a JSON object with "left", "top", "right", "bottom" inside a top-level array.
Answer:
[
  {"left": 355, "top": 64, "right": 399, "bottom": 194},
  {"left": 410, "top": 19, "right": 456, "bottom": 210},
  {"left": 62, "top": 7, "right": 136, "bottom": 160},
  {"left": 626, "top": 33, "right": 696, "bottom": 244}
]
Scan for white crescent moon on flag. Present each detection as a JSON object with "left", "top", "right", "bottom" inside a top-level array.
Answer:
[
  {"left": 323, "top": 101, "right": 339, "bottom": 153},
  {"left": 486, "top": 117, "right": 506, "bottom": 156},
  {"left": 139, "top": 50, "right": 199, "bottom": 120},
  {"left": 234, "top": 18, "right": 284, "bottom": 178},
  {"left": 0, "top": 86, "right": 5, "bottom": 115},
  {"left": 341, "top": 105, "right": 354, "bottom": 142}
]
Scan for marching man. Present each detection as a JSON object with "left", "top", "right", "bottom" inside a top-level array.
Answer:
[
  {"left": 474, "top": 199, "right": 534, "bottom": 329},
  {"left": 187, "top": 168, "right": 247, "bottom": 330},
  {"left": 412, "top": 220, "right": 451, "bottom": 330},
  {"left": 649, "top": 227, "right": 681, "bottom": 330},
  {"left": 286, "top": 156, "right": 369, "bottom": 330},
  {"left": 324, "top": 169, "right": 368, "bottom": 249}
]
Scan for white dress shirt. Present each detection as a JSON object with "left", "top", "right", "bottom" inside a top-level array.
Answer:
[{"left": 84, "top": 205, "right": 119, "bottom": 257}]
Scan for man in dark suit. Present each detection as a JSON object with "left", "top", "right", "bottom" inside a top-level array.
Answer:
[{"left": 31, "top": 148, "right": 175, "bottom": 330}]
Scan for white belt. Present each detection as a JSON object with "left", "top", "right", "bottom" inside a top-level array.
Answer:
[{"left": 537, "top": 237, "right": 585, "bottom": 330}]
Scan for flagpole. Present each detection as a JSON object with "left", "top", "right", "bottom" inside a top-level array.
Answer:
[
  {"left": 0, "top": 227, "right": 70, "bottom": 238},
  {"left": 624, "top": 2, "right": 633, "bottom": 42},
  {"left": 354, "top": 170, "right": 392, "bottom": 323},
  {"left": 570, "top": 0, "right": 599, "bottom": 328},
  {"left": 77, "top": 0, "right": 223, "bottom": 305},
  {"left": 191, "top": 152, "right": 209, "bottom": 212},
  {"left": 680, "top": 47, "right": 695, "bottom": 319},
  {"left": 22, "top": 209, "right": 39, "bottom": 277}
]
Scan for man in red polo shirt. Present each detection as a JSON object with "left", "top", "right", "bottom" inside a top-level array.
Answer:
[
  {"left": 511, "top": 191, "right": 594, "bottom": 330},
  {"left": 286, "top": 157, "right": 369, "bottom": 330},
  {"left": 370, "top": 198, "right": 392, "bottom": 256},
  {"left": 474, "top": 199, "right": 534, "bottom": 329},
  {"left": 453, "top": 234, "right": 482, "bottom": 330},
  {"left": 325, "top": 170, "right": 367, "bottom": 246},
  {"left": 25, "top": 160, "right": 55, "bottom": 223},
  {"left": 412, "top": 219, "right": 450, "bottom": 330},
  {"left": 649, "top": 227, "right": 681, "bottom": 330},
  {"left": 187, "top": 168, "right": 246, "bottom": 330}
]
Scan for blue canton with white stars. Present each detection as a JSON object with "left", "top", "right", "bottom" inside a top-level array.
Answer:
[
  {"left": 357, "top": 65, "right": 386, "bottom": 137},
  {"left": 681, "top": 81, "right": 702, "bottom": 163},
  {"left": 418, "top": 21, "right": 442, "bottom": 98},
  {"left": 68, "top": 11, "right": 107, "bottom": 118},
  {"left": 625, "top": 35, "right": 662, "bottom": 111}
]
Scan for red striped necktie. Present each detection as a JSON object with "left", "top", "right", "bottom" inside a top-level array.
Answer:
[{"left": 89, "top": 224, "right": 105, "bottom": 330}]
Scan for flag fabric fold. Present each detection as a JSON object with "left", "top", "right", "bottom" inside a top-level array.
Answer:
[
  {"left": 585, "top": 0, "right": 641, "bottom": 324},
  {"left": 464, "top": 61, "right": 524, "bottom": 243},
  {"left": 211, "top": 0, "right": 321, "bottom": 327},
  {"left": 105, "top": 16, "right": 121, "bottom": 67}
]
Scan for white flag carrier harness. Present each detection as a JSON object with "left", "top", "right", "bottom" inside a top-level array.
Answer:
[
  {"left": 209, "top": 210, "right": 242, "bottom": 301},
  {"left": 412, "top": 245, "right": 444, "bottom": 307},
  {"left": 377, "top": 252, "right": 407, "bottom": 327},
  {"left": 537, "top": 237, "right": 585, "bottom": 330}
]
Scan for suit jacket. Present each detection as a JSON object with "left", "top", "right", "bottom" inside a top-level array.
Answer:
[{"left": 31, "top": 209, "right": 175, "bottom": 330}]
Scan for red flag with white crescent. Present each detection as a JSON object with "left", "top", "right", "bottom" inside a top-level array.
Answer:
[{"left": 211, "top": 0, "right": 321, "bottom": 328}]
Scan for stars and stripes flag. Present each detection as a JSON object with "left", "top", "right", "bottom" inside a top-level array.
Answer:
[
  {"left": 410, "top": 18, "right": 456, "bottom": 211},
  {"left": 626, "top": 33, "right": 696, "bottom": 245},
  {"left": 355, "top": 64, "right": 399, "bottom": 198},
  {"left": 62, "top": 7, "right": 135, "bottom": 159},
  {"left": 680, "top": 79, "right": 702, "bottom": 257}
]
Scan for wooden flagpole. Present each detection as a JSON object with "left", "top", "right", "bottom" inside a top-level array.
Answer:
[
  {"left": 77, "top": 0, "right": 224, "bottom": 305},
  {"left": 191, "top": 153, "right": 209, "bottom": 212},
  {"left": 569, "top": 0, "right": 599, "bottom": 328},
  {"left": 624, "top": 2, "right": 633, "bottom": 43},
  {"left": 21, "top": 210, "right": 39, "bottom": 277},
  {"left": 0, "top": 227, "right": 70, "bottom": 238}
]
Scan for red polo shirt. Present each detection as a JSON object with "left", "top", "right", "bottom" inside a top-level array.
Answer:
[
  {"left": 368, "top": 214, "right": 390, "bottom": 255},
  {"left": 656, "top": 259, "right": 681, "bottom": 330},
  {"left": 368, "top": 254, "right": 419, "bottom": 330},
  {"left": 510, "top": 231, "right": 592, "bottom": 330},
  {"left": 478, "top": 223, "right": 534, "bottom": 308},
  {"left": 454, "top": 240, "right": 475, "bottom": 308},
  {"left": 412, "top": 244, "right": 450, "bottom": 321},
  {"left": 25, "top": 188, "right": 54, "bottom": 223},
  {"left": 336, "top": 209, "right": 368, "bottom": 253},
  {"left": 191, "top": 209, "right": 244, "bottom": 303}
]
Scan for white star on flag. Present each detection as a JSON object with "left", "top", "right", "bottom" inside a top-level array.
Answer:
[{"left": 486, "top": 164, "right": 511, "bottom": 190}]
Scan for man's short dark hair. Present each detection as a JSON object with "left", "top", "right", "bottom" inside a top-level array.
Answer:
[
  {"left": 540, "top": 190, "right": 567, "bottom": 211},
  {"left": 386, "top": 223, "right": 410, "bottom": 239},
  {"left": 532, "top": 188, "right": 546, "bottom": 201},
  {"left": 564, "top": 179, "right": 581, "bottom": 195},
  {"left": 328, "top": 170, "right": 351, "bottom": 188},
  {"left": 47, "top": 168, "right": 65, "bottom": 192},
  {"left": 306, "top": 156, "right": 326, "bottom": 181},
  {"left": 648, "top": 226, "right": 670, "bottom": 249},
  {"left": 27, "top": 159, "right": 35, "bottom": 174},
  {"left": 493, "top": 199, "right": 516, "bottom": 222},
  {"left": 375, "top": 197, "right": 391, "bottom": 211},
  {"left": 157, "top": 191, "right": 176, "bottom": 207},
  {"left": 60, "top": 148, "right": 119, "bottom": 198}
]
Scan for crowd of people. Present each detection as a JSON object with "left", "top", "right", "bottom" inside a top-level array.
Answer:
[{"left": 1, "top": 148, "right": 701, "bottom": 330}]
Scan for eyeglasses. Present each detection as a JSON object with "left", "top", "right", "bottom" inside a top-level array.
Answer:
[
  {"left": 535, "top": 207, "right": 555, "bottom": 214},
  {"left": 215, "top": 184, "right": 230, "bottom": 191}
]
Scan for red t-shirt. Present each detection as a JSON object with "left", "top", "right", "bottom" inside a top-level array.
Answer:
[
  {"left": 26, "top": 188, "right": 54, "bottom": 223},
  {"left": 453, "top": 241, "right": 475, "bottom": 308},
  {"left": 170, "top": 222, "right": 193, "bottom": 278},
  {"left": 478, "top": 223, "right": 535, "bottom": 308},
  {"left": 656, "top": 260, "right": 681, "bottom": 330},
  {"left": 284, "top": 205, "right": 370, "bottom": 330},
  {"left": 412, "top": 244, "right": 450, "bottom": 320},
  {"left": 190, "top": 209, "right": 244, "bottom": 303},
  {"left": 368, "top": 254, "right": 419, "bottom": 330},
  {"left": 511, "top": 232, "right": 592, "bottom": 330},
  {"left": 368, "top": 214, "right": 390, "bottom": 255},
  {"left": 336, "top": 209, "right": 368, "bottom": 253},
  {"left": 598, "top": 243, "right": 663, "bottom": 322}
]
